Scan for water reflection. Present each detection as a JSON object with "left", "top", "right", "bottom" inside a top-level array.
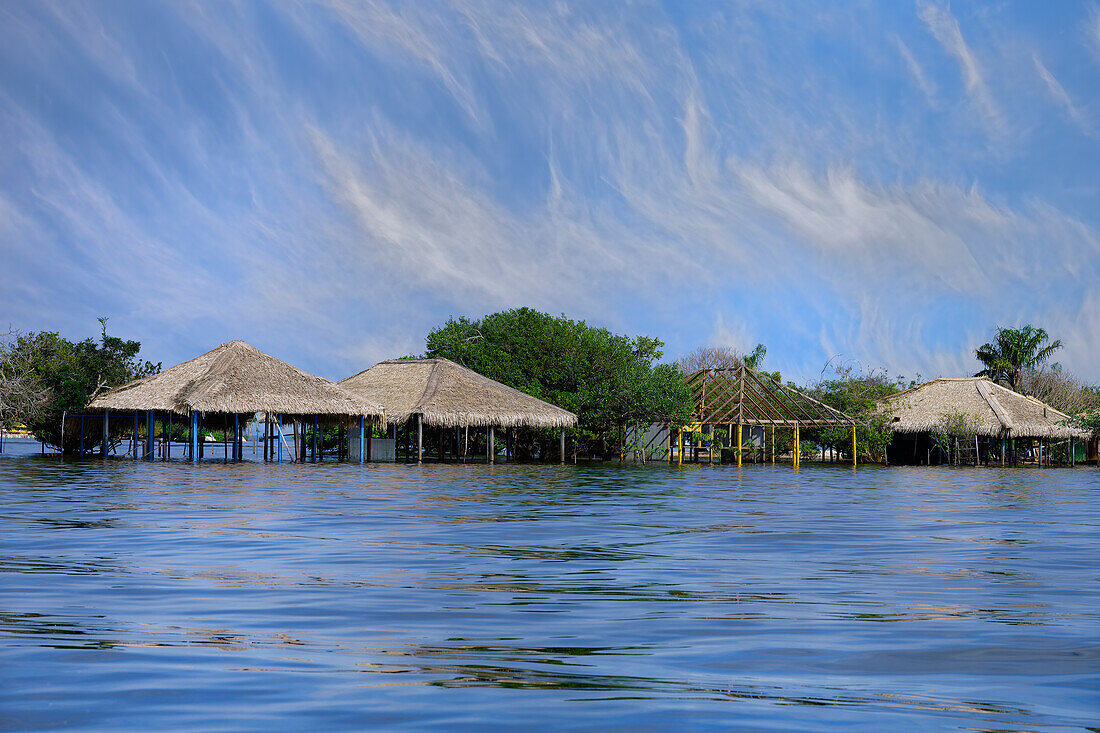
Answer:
[{"left": 1, "top": 458, "right": 1098, "bottom": 730}]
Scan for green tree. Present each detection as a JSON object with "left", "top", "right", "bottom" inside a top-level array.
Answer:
[
  {"left": 975, "top": 325, "right": 1062, "bottom": 392},
  {"left": 808, "top": 363, "right": 908, "bottom": 463},
  {"left": 424, "top": 308, "right": 694, "bottom": 457},
  {"left": 2, "top": 319, "right": 160, "bottom": 452}
]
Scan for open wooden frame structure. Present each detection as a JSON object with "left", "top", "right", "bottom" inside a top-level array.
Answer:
[{"left": 683, "top": 364, "right": 858, "bottom": 467}]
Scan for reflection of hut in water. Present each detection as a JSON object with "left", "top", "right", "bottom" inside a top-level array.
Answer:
[
  {"left": 338, "top": 358, "right": 577, "bottom": 463},
  {"left": 879, "top": 377, "right": 1088, "bottom": 466},
  {"left": 80, "top": 341, "right": 383, "bottom": 463}
]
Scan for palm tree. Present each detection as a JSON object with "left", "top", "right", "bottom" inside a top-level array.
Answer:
[{"left": 974, "top": 326, "right": 1062, "bottom": 392}]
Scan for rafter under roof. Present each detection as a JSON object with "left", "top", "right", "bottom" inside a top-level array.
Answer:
[{"left": 687, "top": 364, "right": 856, "bottom": 426}]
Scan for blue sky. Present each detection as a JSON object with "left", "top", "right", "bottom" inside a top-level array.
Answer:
[{"left": 2, "top": 1, "right": 1098, "bottom": 384}]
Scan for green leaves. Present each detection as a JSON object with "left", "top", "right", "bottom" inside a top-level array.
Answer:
[
  {"left": 424, "top": 308, "right": 694, "bottom": 443},
  {"left": 1, "top": 321, "right": 160, "bottom": 451},
  {"left": 975, "top": 325, "right": 1063, "bottom": 391}
]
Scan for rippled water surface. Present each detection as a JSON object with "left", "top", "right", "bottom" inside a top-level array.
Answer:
[{"left": 2, "top": 442, "right": 1098, "bottom": 730}]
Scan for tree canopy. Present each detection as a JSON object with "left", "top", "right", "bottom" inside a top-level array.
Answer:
[
  {"left": 0, "top": 319, "right": 159, "bottom": 451},
  {"left": 975, "top": 325, "right": 1062, "bottom": 392},
  {"left": 424, "top": 308, "right": 694, "bottom": 438}
]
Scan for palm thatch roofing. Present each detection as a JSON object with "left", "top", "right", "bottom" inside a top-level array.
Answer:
[
  {"left": 87, "top": 340, "right": 384, "bottom": 423},
  {"left": 688, "top": 364, "right": 855, "bottom": 426},
  {"left": 879, "top": 377, "right": 1087, "bottom": 439},
  {"left": 339, "top": 358, "right": 577, "bottom": 429}
]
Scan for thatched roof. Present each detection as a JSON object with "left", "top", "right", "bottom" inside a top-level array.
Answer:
[
  {"left": 339, "top": 358, "right": 577, "bottom": 429},
  {"left": 688, "top": 364, "right": 856, "bottom": 426},
  {"left": 880, "top": 377, "right": 1087, "bottom": 439},
  {"left": 88, "top": 341, "right": 384, "bottom": 422}
]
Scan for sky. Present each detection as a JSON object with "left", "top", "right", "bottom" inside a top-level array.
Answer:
[{"left": 2, "top": 1, "right": 1099, "bottom": 385}]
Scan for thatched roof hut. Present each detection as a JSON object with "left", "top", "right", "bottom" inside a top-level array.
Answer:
[
  {"left": 339, "top": 358, "right": 577, "bottom": 429},
  {"left": 880, "top": 377, "right": 1086, "bottom": 439},
  {"left": 88, "top": 340, "right": 384, "bottom": 424}
]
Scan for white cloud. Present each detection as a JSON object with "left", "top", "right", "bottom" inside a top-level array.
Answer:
[
  {"left": 895, "top": 37, "right": 937, "bottom": 104},
  {"left": 1032, "top": 54, "right": 1088, "bottom": 132},
  {"left": 918, "top": 2, "right": 1004, "bottom": 136}
]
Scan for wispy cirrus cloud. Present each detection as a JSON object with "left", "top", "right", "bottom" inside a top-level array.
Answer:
[
  {"left": 1, "top": 0, "right": 1099, "bottom": 384},
  {"left": 918, "top": 2, "right": 1004, "bottom": 136},
  {"left": 1033, "top": 53, "right": 1088, "bottom": 132}
]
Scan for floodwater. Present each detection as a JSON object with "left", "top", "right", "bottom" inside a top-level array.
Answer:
[{"left": 1, "top": 440, "right": 1098, "bottom": 731}]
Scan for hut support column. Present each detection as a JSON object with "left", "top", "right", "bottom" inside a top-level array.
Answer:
[
  {"left": 1038, "top": 438, "right": 1043, "bottom": 468},
  {"left": 488, "top": 426, "right": 495, "bottom": 463},
  {"left": 101, "top": 410, "right": 109, "bottom": 458},
  {"left": 668, "top": 425, "right": 673, "bottom": 465},
  {"left": 417, "top": 414, "right": 423, "bottom": 463},
  {"left": 312, "top": 414, "right": 318, "bottom": 463},
  {"left": 359, "top": 417, "right": 365, "bottom": 465},
  {"left": 770, "top": 425, "right": 775, "bottom": 464},
  {"left": 145, "top": 411, "right": 153, "bottom": 461},
  {"left": 736, "top": 424, "right": 742, "bottom": 467},
  {"left": 1071, "top": 437, "right": 1075, "bottom": 467},
  {"left": 234, "top": 414, "right": 239, "bottom": 462},
  {"left": 852, "top": 425, "right": 857, "bottom": 468},
  {"left": 560, "top": 429, "right": 566, "bottom": 464},
  {"left": 677, "top": 427, "right": 683, "bottom": 466},
  {"left": 793, "top": 424, "right": 800, "bottom": 468},
  {"left": 277, "top": 414, "right": 283, "bottom": 463},
  {"left": 133, "top": 414, "right": 138, "bottom": 461},
  {"left": 191, "top": 412, "right": 198, "bottom": 464}
]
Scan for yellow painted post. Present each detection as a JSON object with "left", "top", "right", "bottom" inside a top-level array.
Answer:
[
  {"left": 793, "top": 424, "right": 800, "bottom": 468},
  {"left": 677, "top": 427, "right": 683, "bottom": 466},
  {"left": 736, "top": 424, "right": 742, "bottom": 467},
  {"left": 770, "top": 425, "right": 775, "bottom": 464},
  {"left": 852, "top": 425, "right": 857, "bottom": 467}
]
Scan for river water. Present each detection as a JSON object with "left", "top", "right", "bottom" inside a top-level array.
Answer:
[{"left": 1, "top": 442, "right": 1098, "bottom": 730}]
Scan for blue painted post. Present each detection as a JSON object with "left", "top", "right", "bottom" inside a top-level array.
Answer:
[
  {"left": 133, "top": 413, "right": 139, "bottom": 460},
  {"left": 101, "top": 410, "right": 109, "bottom": 457},
  {"left": 191, "top": 411, "right": 198, "bottom": 464},
  {"left": 359, "top": 416, "right": 365, "bottom": 465},
  {"left": 277, "top": 414, "right": 283, "bottom": 464},
  {"left": 145, "top": 411, "right": 153, "bottom": 461},
  {"left": 312, "top": 414, "right": 318, "bottom": 463},
  {"left": 1038, "top": 438, "right": 1043, "bottom": 468},
  {"left": 234, "top": 414, "right": 240, "bottom": 462}
]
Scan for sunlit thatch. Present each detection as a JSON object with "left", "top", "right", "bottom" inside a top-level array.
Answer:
[
  {"left": 880, "top": 377, "right": 1086, "bottom": 439},
  {"left": 88, "top": 340, "right": 384, "bottom": 424},
  {"left": 339, "top": 358, "right": 577, "bottom": 429}
]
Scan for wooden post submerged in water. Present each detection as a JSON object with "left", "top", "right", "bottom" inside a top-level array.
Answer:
[
  {"left": 736, "top": 424, "right": 742, "bottom": 467},
  {"left": 852, "top": 425, "right": 857, "bottom": 468},
  {"left": 793, "top": 424, "right": 800, "bottom": 468},
  {"left": 191, "top": 411, "right": 198, "bottom": 464}
]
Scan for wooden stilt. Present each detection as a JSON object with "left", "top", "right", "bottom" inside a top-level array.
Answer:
[
  {"left": 771, "top": 424, "right": 775, "bottom": 464},
  {"left": 277, "top": 414, "right": 283, "bottom": 463},
  {"left": 677, "top": 427, "right": 683, "bottom": 466},
  {"left": 101, "top": 410, "right": 109, "bottom": 457},
  {"left": 560, "top": 428, "right": 566, "bottom": 464},
  {"left": 488, "top": 426, "right": 495, "bottom": 463},
  {"left": 793, "top": 424, "right": 800, "bottom": 468},
  {"left": 736, "top": 424, "right": 742, "bottom": 467},
  {"left": 417, "top": 414, "right": 423, "bottom": 463},
  {"left": 852, "top": 425, "right": 857, "bottom": 468},
  {"left": 191, "top": 411, "right": 198, "bottom": 463}
]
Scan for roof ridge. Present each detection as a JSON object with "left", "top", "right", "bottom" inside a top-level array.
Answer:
[{"left": 974, "top": 378, "right": 1013, "bottom": 431}]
